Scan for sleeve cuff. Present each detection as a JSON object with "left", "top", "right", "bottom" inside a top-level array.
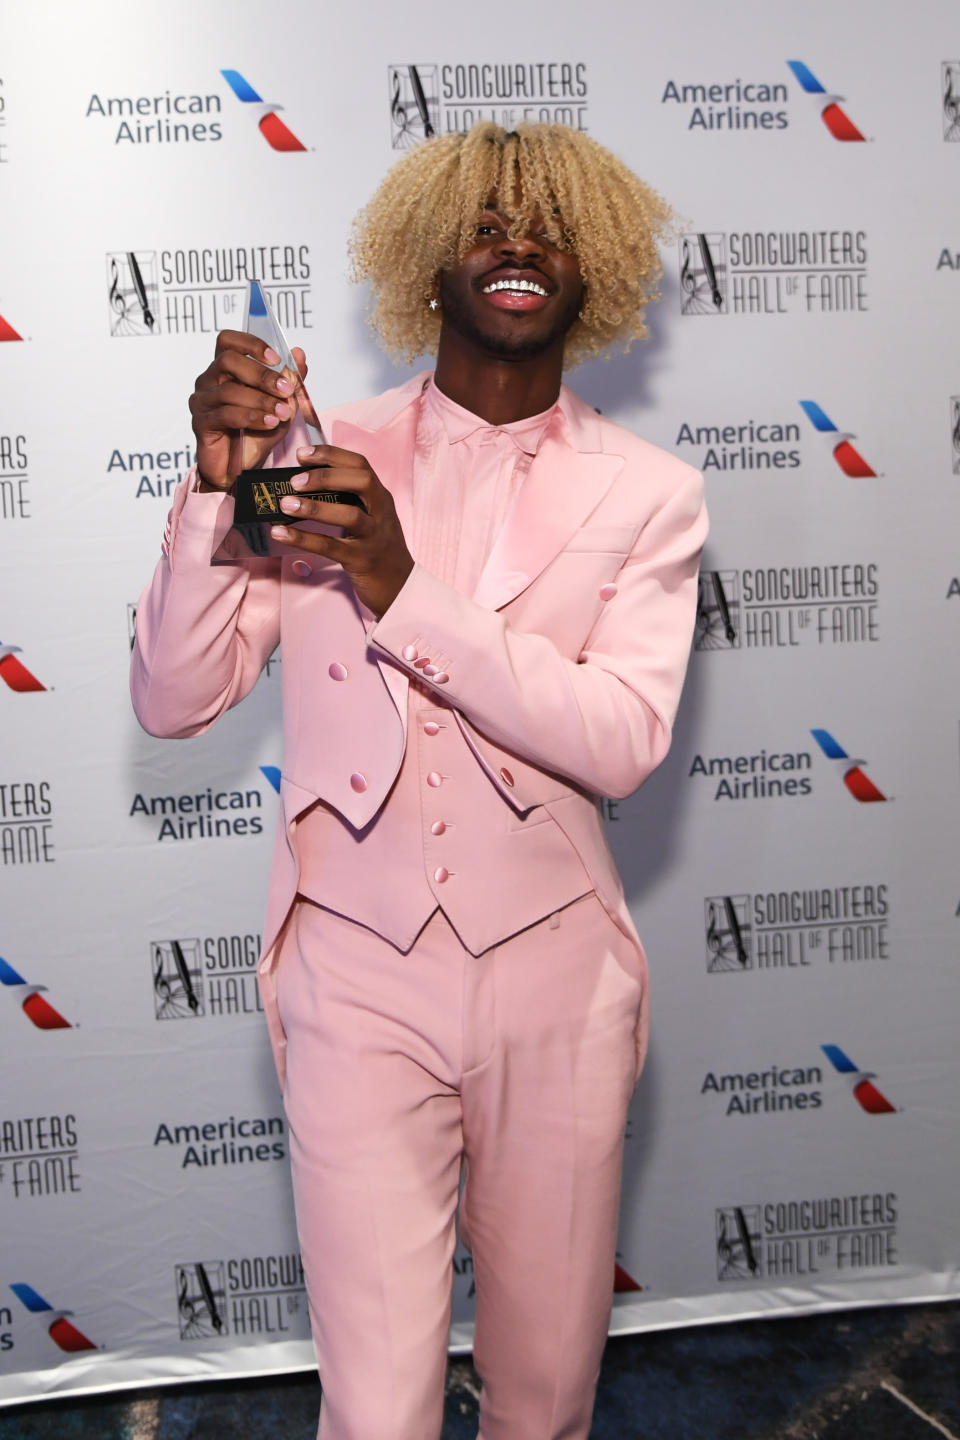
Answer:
[{"left": 369, "top": 563, "right": 461, "bottom": 685}]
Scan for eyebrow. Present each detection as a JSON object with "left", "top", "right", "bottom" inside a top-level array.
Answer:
[{"left": 477, "top": 204, "right": 562, "bottom": 221}]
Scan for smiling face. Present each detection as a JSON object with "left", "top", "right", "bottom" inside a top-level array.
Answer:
[{"left": 437, "top": 203, "right": 584, "bottom": 361}]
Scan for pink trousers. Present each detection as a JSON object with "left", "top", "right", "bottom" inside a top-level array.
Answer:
[{"left": 276, "top": 893, "right": 644, "bottom": 1440}]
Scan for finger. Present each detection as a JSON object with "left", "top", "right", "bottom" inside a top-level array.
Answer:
[
  {"left": 191, "top": 381, "right": 294, "bottom": 424},
  {"left": 214, "top": 329, "right": 281, "bottom": 367},
  {"left": 291, "top": 347, "right": 308, "bottom": 380},
  {"left": 293, "top": 444, "right": 372, "bottom": 471},
  {"left": 277, "top": 493, "right": 372, "bottom": 532},
  {"left": 288, "top": 468, "right": 374, "bottom": 515},
  {"left": 288, "top": 464, "right": 366, "bottom": 490},
  {"left": 189, "top": 390, "right": 284, "bottom": 432},
  {"left": 270, "top": 527, "right": 356, "bottom": 565},
  {"left": 204, "top": 349, "right": 296, "bottom": 402}
]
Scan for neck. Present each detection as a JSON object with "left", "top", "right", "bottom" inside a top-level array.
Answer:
[{"left": 433, "top": 331, "right": 564, "bottom": 425}]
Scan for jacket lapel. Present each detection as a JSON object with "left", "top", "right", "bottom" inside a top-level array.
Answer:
[
  {"left": 327, "top": 373, "right": 624, "bottom": 624},
  {"left": 472, "top": 428, "right": 623, "bottom": 611}
]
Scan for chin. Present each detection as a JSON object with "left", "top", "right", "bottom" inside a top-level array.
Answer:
[{"left": 480, "top": 330, "right": 562, "bottom": 360}]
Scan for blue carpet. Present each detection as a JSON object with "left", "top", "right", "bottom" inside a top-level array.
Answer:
[{"left": 2, "top": 1302, "right": 957, "bottom": 1438}]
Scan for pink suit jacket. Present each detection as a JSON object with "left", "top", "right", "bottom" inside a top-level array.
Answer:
[{"left": 131, "top": 372, "right": 707, "bottom": 1087}]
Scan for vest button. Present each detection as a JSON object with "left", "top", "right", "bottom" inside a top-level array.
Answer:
[
  {"left": 431, "top": 820, "right": 446, "bottom": 835},
  {"left": 413, "top": 656, "right": 431, "bottom": 669},
  {"left": 423, "top": 721, "right": 440, "bottom": 736},
  {"left": 433, "top": 672, "right": 450, "bottom": 684},
  {"left": 434, "top": 866, "right": 449, "bottom": 883},
  {"left": 402, "top": 644, "right": 418, "bottom": 661},
  {"left": 599, "top": 582, "right": 618, "bottom": 601},
  {"left": 349, "top": 772, "right": 368, "bottom": 793},
  {"left": 499, "top": 767, "right": 515, "bottom": 787},
  {"left": 328, "top": 662, "right": 349, "bottom": 681},
  {"left": 292, "top": 559, "right": 312, "bottom": 577},
  {"left": 426, "top": 771, "right": 443, "bottom": 788},
  {"left": 422, "top": 664, "right": 439, "bottom": 677}
]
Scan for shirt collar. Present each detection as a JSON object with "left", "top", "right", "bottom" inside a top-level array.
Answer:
[{"left": 423, "top": 375, "right": 559, "bottom": 456}]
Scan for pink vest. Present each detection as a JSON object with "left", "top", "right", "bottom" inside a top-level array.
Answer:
[{"left": 295, "top": 382, "right": 592, "bottom": 952}]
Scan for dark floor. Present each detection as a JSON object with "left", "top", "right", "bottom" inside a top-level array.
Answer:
[{"left": 2, "top": 1302, "right": 958, "bottom": 1439}]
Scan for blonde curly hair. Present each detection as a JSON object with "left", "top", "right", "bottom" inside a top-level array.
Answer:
[{"left": 350, "top": 122, "right": 673, "bottom": 368}]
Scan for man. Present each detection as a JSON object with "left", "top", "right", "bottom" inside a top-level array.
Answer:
[{"left": 132, "top": 123, "right": 706, "bottom": 1440}]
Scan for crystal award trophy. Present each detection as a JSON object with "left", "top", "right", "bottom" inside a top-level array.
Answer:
[{"left": 232, "top": 281, "right": 364, "bottom": 525}]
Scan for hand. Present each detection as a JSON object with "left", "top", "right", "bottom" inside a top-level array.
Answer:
[
  {"left": 270, "top": 445, "right": 414, "bottom": 619},
  {"left": 188, "top": 330, "right": 314, "bottom": 490}
]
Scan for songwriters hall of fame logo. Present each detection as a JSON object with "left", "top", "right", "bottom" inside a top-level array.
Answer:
[
  {"left": 717, "top": 1193, "right": 899, "bottom": 1281},
  {"left": 151, "top": 932, "right": 263, "bottom": 1018},
  {"left": 176, "top": 1253, "right": 307, "bottom": 1338},
  {"left": 705, "top": 896, "right": 752, "bottom": 972},
  {"left": 152, "top": 940, "right": 204, "bottom": 1019},
  {"left": 680, "top": 230, "right": 867, "bottom": 315},
  {"left": 716, "top": 1206, "right": 762, "bottom": 1279},
  {"left": 680, "top": 233, "right": 727, "bottom": 315},
  {"left": 107, "top": 252, "right": 159, "bottom": 336},
  {"left": 388, "top": 62, "right": 590, "bottom": 148},
  {"left": 695, "top": 571, "right": 739, "bottom": 649},
  {"left": 943, "top": 63, "right": 960, "bottom": 141},
  {"left": 705, "top": 886, "right": 889, "bottom": 972},
  {"left": 176, "top": 1262, "right": 227, "bottom": 1339},
  {"left": 389, "top": 65, "right": 439, "bottom": 148}
]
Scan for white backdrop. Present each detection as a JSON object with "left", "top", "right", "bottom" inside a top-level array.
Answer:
[{"left": 2, "top": 0, "right": 959, "bottom": 1405}]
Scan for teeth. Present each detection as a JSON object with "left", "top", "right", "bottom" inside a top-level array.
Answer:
[{"left": 482, "top": 278, "right": 548, "bottom": 296}]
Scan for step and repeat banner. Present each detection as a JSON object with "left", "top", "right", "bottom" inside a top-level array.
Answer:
[{"left": 2, "top": 0, "right": 958, "bottom": 1407}]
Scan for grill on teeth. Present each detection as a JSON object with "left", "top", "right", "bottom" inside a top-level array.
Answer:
[{"left": 482, "top": 278, "right": 548, "bottom": 296}]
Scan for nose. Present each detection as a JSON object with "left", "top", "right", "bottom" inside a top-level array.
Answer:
[{"left": 494, "top": 229, "right": 545, "bottom": 263}]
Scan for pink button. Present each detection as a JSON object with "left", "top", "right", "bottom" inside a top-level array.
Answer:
[
  {"left": 431, "top": 820, "right": 446, "bottom": 835},
  {"left": 328, "top": 662, "right": 349, "bottom": 681},
  {"left": 427, "top": 771, "right": 443, "bottom": 788},
  {"left": 433, "top": 673, "right": 449, "bottom": 685},
  {"left": 350, "top": 772, "right": 367, "bottom": 793},
  {"left": 423, "top": 721, "right": 441, "bottom": 736},
  {"left": 499, "top": 767, "right": 515, "bottom": 787},
  {"left": 434, "top": 866, "right": 449, "bottom": 884},
  {"left": 292, "top": 559, "right": 312, "bottom": 577},
  {"left": 599, "top": 582, "right": 618, "bottom": 601},
  {"left": 413, "top": 657, "right": 431, "bottom": 670},
  {"left": 402, "top": 644, "right": 418, "bottom": 661},
  {"left": 422, "top": 664, "right": 439, "bottom": 677}
]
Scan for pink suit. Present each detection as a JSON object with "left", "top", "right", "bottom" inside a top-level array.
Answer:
[{"left": 131, "top": 372, "right": 706, "bottom": 1439}]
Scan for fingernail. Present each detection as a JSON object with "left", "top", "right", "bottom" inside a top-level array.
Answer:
[
  {"left": 275, "top": 402, "right": 292, "bottom": 419},
  {"left": 276, "top": 377, "right": 294, "bottom": 394},
  {"left": 279, "top": 496, "right": 301, "bottom": 513},
  {"left": 264, "top": 347, "right": 280, "bottom": 365},
  {"left": 296, "top": 446, "right": 314, "bottom": 459},
  {"left": 263, "top": 414, "right": 280, "bottom": 427},
  {"left": 291, "top": 472, "right": 312, "bottom": 489},
  {"left": 270, "top": 525, "right": 290, "bottom": 539}
]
